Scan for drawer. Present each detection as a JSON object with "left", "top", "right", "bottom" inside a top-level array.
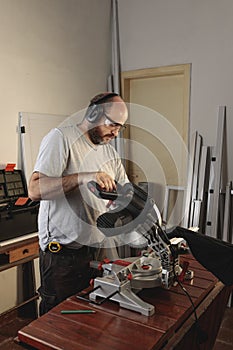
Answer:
[{"left": 9, "top": 241, "right": 39, "bottom": 263}]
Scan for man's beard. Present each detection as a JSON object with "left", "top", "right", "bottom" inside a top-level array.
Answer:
[{"left": 88, "top": 127, "right": 105, "bottom": 145}]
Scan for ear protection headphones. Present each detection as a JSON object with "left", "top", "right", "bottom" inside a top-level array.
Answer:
[{"left": 85, "top": 92, "right": 119, "bottom": 123}]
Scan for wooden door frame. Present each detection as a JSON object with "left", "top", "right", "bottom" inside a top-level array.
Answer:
[{"left": 121, "top": 63, "right": 191, "bottom": 145}]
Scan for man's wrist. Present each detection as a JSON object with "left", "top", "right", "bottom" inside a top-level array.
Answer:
[{"left": 77, "top": 172, "right": 97, "bottom": 186}]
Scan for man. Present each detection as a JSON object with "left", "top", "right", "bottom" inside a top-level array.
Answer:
[{"left": 28, "top": 92, "right": 129, "bottom": 315}]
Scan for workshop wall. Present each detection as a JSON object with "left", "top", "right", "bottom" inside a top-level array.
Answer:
[
  {"left": 0, "top": 0, "right": 111, "bottom": 314},
  {"left": 118, "top": 0, "right": 233, "bottom": 180},
  {"left": 0, "top": 0, "right": 111, "bottom": 168}
]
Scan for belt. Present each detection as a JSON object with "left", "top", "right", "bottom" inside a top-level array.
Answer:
[{"left": 46, "top": 241, "right": 89, "bottom": 254}]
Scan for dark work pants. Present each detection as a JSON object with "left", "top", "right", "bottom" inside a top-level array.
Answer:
[{"left": 38, "top": 246, "right": 96, "bottom": 316}]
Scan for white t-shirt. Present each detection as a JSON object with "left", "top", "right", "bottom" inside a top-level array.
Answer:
[{"left": 34, "top": 124, "right": 128, "bottom": 251}]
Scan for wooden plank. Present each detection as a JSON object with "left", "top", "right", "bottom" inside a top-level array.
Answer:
[{"left": 19, "top": 302, "right": 165, "bottom": 350}]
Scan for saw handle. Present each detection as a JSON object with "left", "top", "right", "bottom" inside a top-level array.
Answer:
[{"left": 87, "top": 181, "right": 121, "bottom": 201}]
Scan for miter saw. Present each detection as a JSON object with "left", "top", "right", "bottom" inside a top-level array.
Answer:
[{"left": 77, "top": 181, "right": 193, "bottom": 316}]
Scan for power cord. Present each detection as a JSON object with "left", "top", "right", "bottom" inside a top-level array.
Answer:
[
  {"left": 155, "top": 222, "right": 208, "bottom": 346},
  {"left": 174, "top": 274, "right": 208, "bottom": 346}
]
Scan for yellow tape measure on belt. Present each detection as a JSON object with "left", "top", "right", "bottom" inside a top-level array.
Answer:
[{"left": 48, "top": 241, "right": 62, "bottom": 253}]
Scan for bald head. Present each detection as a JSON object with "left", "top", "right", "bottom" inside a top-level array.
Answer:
[{"left": 104, "top": 94, "right": 128, "bottom": 125}]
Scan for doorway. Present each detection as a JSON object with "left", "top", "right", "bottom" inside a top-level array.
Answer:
[{"left": 121, "top": 64, "right": 191, "bottom": 217}]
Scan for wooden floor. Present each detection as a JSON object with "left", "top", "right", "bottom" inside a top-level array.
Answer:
[
  {"left": 0, "top": 315, "right": 33, "bottom": 350},
  {"left": 0, "top": 306, "right": 233, "bottom": 349},
  {"left": 213, "top": 307, "right": 233, "bottom": 350}
]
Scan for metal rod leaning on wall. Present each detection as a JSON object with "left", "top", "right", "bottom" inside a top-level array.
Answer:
[
  {"left": 205, "top": 106, "right": 228, "bottom": 239},
  {"left": 222, "top": 181, "right": 232, "bottom": 243}
]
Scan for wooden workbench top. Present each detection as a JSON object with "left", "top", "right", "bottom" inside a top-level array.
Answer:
[{"left": 17, "top": 254, "right": 231, "bottom": 350}]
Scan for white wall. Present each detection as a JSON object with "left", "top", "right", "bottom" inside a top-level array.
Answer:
[
  {"left": 118, "top": 0, "right": 233, "bottom": 180},
  {"left": 0, "top": 0, "right": 111, "bottom": 314},
  {"left": 0, "top": 0, "right": 111, "bottom": 167}
]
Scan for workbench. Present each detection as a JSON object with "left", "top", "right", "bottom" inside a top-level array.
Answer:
[
  {"left": 0, "top": 233, "right": 39, "bottom": 319},
  {"left": 17, "top": 254, "right": 232, "bottom": 350}
]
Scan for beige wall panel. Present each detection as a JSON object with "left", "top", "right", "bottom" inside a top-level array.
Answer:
[{"left": 122, "top": 64, "right": 190, "bottom": 192}]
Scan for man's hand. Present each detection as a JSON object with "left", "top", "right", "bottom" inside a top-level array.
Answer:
[
  {"left": 79, "top": 171, "right": 116, "bottom": 192},
  {"left": 95, "top": 172, "right": 116, "bottom": 192}
]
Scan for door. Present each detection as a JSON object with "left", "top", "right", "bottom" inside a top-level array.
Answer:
[{"left": 121, "top": 64, "right": 191, "bottom": 221}]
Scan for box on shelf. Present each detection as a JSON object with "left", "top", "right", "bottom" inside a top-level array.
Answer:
[{"left": 0, "top": 169, "right": 39, "bottom": 242}]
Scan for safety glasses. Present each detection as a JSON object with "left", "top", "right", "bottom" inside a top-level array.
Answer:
[{"left": 104, "top": 114, "right": 126, "bottom": 131}]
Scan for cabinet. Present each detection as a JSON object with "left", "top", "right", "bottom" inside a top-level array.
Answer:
[{"left": 0, "top": 233, "right": 39, "bottom": 319}]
